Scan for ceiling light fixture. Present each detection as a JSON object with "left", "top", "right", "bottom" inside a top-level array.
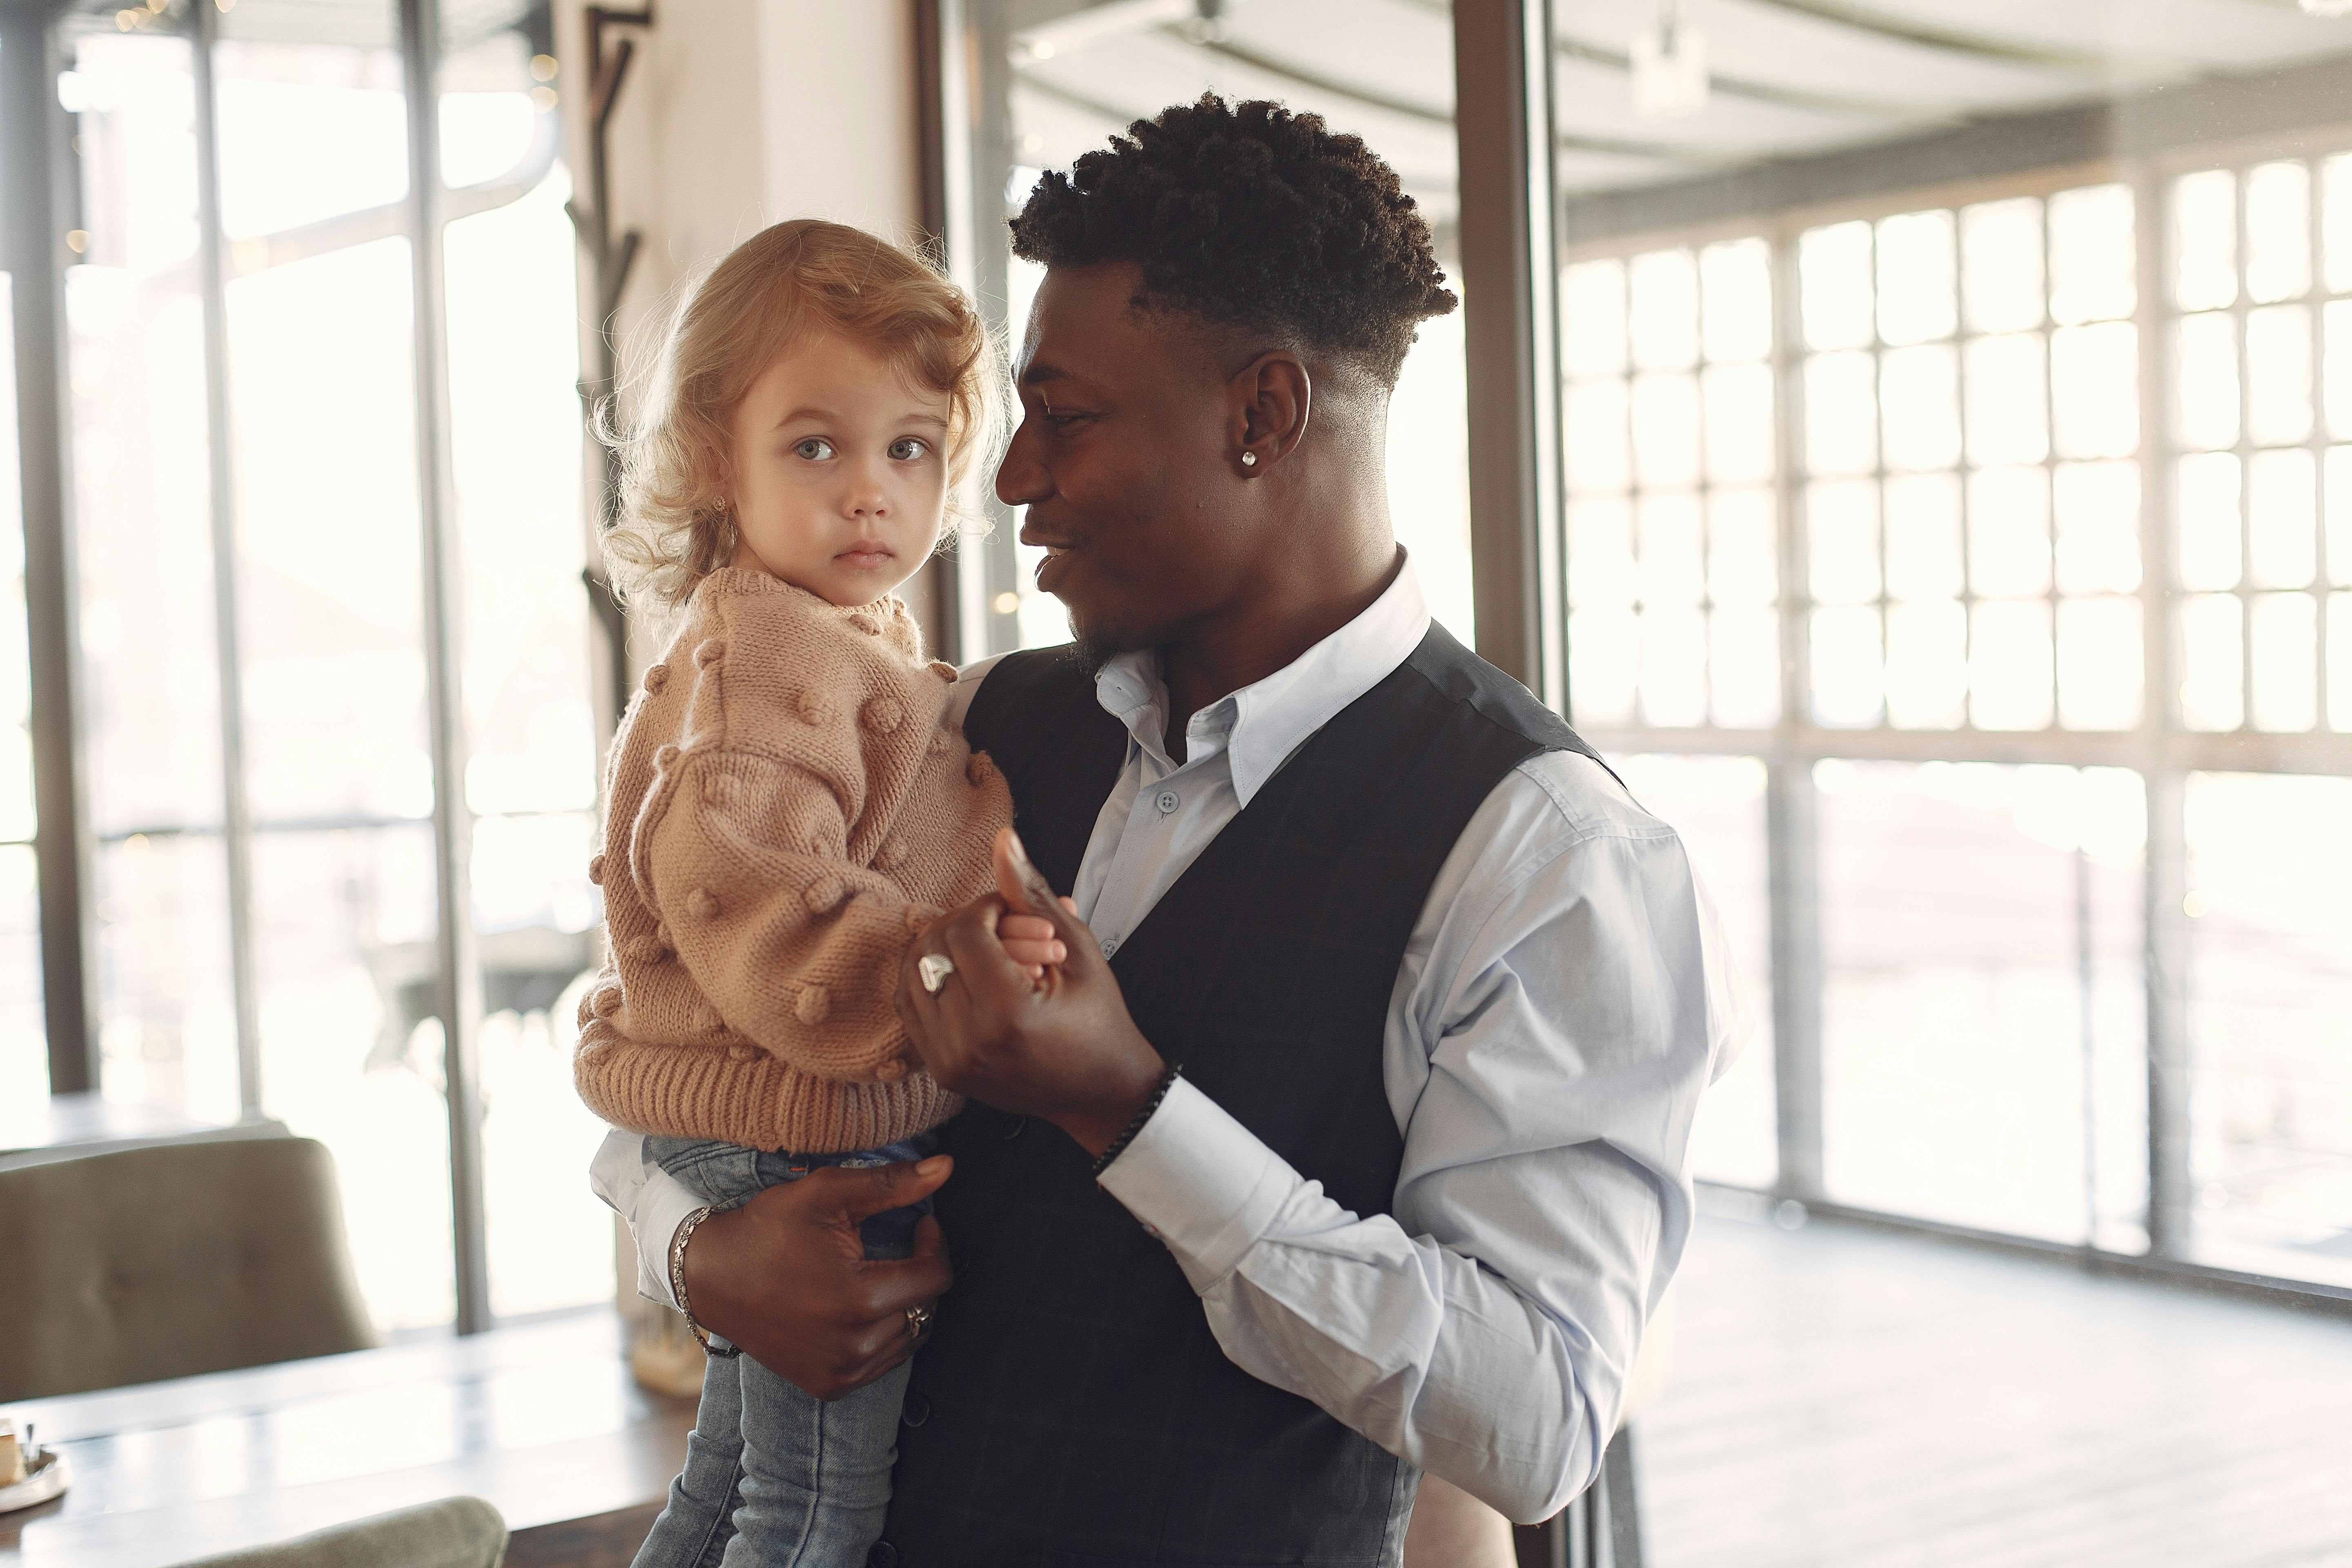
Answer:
[{"left": 1631, "top": 0, "right": 1710, "bottom": 120}]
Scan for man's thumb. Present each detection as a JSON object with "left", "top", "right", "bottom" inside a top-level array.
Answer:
[
  {"left": 837, "top": 1154, "right": 953, "bottom": 1221},
  {"left": 993, "top": 827, "right": 1062, "bottom": 922}
]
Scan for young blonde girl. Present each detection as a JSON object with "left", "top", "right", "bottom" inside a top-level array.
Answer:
[{"left": 576, "top": 219, "right": 1056, "bottom": 1568}]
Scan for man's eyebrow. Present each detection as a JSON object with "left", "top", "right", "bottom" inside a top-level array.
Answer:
[{"left": 1017, "top": 361, "right": 1074, "bottom": 389}]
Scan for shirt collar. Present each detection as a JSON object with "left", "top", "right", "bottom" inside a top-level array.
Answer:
[{"left": 1093, "top": 553, "right": 1432, "bottom": 809}]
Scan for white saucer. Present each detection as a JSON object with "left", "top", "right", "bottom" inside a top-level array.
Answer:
[{"left": 0, "top": 1450, "right": 69, "bottom": 1514}]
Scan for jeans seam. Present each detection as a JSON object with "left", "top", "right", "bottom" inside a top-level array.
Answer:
[{"left": 687, "top": 1451, "right": 742, "bottom": 1568}]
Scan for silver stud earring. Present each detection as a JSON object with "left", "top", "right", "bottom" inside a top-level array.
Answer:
[{"left": 1241, "top": 451, "right": 1258, "bottom": 467}]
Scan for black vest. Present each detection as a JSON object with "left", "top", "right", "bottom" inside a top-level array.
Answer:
[{"left": 879, "top": 624, "right": 1604, "bottom": 1568}]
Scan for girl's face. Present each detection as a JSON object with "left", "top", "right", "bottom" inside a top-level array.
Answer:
[{"left": 726, "top": 332, "right": 951, "bottom": 606}]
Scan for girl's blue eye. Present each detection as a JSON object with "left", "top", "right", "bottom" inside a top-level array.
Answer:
[
  {"left": 794, "top": 437, "right": 835, "bottom": 461},
  {"left": 889, "top": 437, "right": 930, "bottom": 461}
]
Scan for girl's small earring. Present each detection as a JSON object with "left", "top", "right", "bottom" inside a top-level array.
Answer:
[{"left": 1241, "top": 450, "right": 1258, "bottom": 467}]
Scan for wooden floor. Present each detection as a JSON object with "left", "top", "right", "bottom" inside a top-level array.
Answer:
[{"left": 1634, "top": 1206, "right": 2352, "bottom": 1568}]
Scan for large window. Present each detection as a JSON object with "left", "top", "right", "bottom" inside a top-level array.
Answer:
[
  {"left": 7, "top": 0, "right": 608, "bottom": 1334},
  {"left": 1548, "top": 5, "right": 2352, "bottom": 1290},
  {"left": 949, "top": 0, "right": 1473, "bottom": 654}
]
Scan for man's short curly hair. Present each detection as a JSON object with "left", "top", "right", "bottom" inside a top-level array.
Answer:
[{"left": 1009, "top": 94, "right": 1456, "bottom": 388}]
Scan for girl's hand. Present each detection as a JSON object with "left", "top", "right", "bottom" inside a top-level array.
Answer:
[{"left": 996, "top": 910, "right": 1065, "bottom": 978}]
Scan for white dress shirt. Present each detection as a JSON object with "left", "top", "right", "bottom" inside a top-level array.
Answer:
[{"left": 590, "top": 557, "right": 1740, "bottom": 1523}]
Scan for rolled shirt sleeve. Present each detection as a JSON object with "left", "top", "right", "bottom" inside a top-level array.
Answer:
[
  {"left": 1098, "top": 750, "right": 1727, "bottom": 1523},
  {"left": 590, "top": 1128, "right": 703, "bottom": 1310}
]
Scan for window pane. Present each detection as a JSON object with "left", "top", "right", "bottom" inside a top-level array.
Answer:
[
  {"left": 2180, "top": 593, "right": 2246, "bottom": 731},
  {"left": 64, "top": 30, "right": 242, "bottom": 1122},
  {"left": 1710, "top": 607, "right": 1780, "bottom": 728},
  {"left": 1638, "top": 491, "right": 1704, "bottom": 608},
  {"left": 2173, "top": 169, "right": 2239, "bottom": 312},
  {"left": 2331, "top": 594, "right": 2352, "bottom": 731},
  {"left": 1640, "top": 605, "right": 1708, "bottom": 727},
  {"left": 1821, "top": 761, "right": 2145, "bottom": 1244},
  {"left": 1884, "top": 599, "right": 1966, "bottom": 730},
  {"left": 1611, "top": 755, "right": 1774, "bottom": 1189},
  {"left": 1568, "top": 607, "right": 1637, "bottom": 725},
  {"left": 2325, "top": 153, "right": 2352, "bottom": 296},
  {"left": 1807, "top": 479, "right": 1879, "bottom": 604},
  {"left": 2049, "top": 321, "right": 2138, "bottom": 459},
  {"left": 2245, "top": 304, "right": 2313, "bottom": 445},
  {"left": 2175, "top": 313, "right": 2241, "bottom": 452},
  {"left": 1811, "top": 607, "right": 1884, "bottom": 727},
  {"left": 438, "top": 18, "right": 608, "bottom": 1322},
  {"left": 1568, "top": 495, "right": 1635, "bottom": 608},
  {"left": 2184, "top": 774, "right": 2352, "bottom": 1287},
  {"left": 1701, "top": 361, "right": 1773, "bottom": 483},
  {"left": 2326, "top": 299, "right": 2352, "bottom": 441},
  {"left": 1699, "top": 238, "right": 1772, "bottom": 363},
  {"left": 1563, "top": 258, "right": 1627, "bottom": 377},
  {"left": 2053, "top": 461, "right": 2141, "bottom": 595},
  {"left": 2048, "top": 182, "right": 2135, "bottom": 326},
  {"left": 1875, "top": 209, "right": 1956, "bottom": 347},
  {"left": 2176, "top": 453, "right": 2243, "bottom": 592},
  {"left": 1631, "top": 372, "right": 1701, "bottom": 488},
  {"left": 1803, "top": 352, "right": 1878, "bottom": 476},
  {"left": 1708, "top": 486, "right": 1777, "bottom": 607},
  {"left": 1879, "top": 344, "right": 1960, "bottom": 472},
  {"left": 2328, "top": 447, "right": 2352, "bottom": 588},
  {"left": 2056, "top": 596, "right": 2144, "bottom": 731},
  {"left": 1800, "top": 220, "right": 1875, "bottom": 351},
  {"left": 1565, "top": 376, "right": 1630, "bottom": 493},
  {"left": 1964, "top": 332, "right": 2048, "bottom": 468},
  {"left": 2247, "top": 448, "right": 2318, "bottom": 589},
  {"left": 2244, "top": 160, "right": 2312, "bottom": 305},
  {"left": 2249, "top": 592, "right": 2319, "bottom": 732},
  {"left": 1884, "top": 472, "right": 1962, "bottom": 602},
  {"left": 1970, "top": 599, "right": 2055, "bottom": 731},
  {"left": 1961, "top": 196, "right": 2044, "bottom": 334},
  {"left": 1628, "top": 248, "right": 1699, "bottom": 371},
  {"left": 1968, "top": 466, "right": 2051, "bottom": 599}
]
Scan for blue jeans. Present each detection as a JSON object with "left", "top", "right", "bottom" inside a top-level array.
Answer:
[{"left": 632, "top": 1135, "right": 932, "bottom": 1568}]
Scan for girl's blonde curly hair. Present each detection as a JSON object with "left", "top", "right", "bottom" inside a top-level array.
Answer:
[{"left": 604, "top": 219, "right": 1002, "bottom": 615}]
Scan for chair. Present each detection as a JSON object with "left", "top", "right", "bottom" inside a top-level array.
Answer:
[
  {"left": 0, "top": 1136, "right": 379, "bottom": 1401},
  {"left": 1404, "top": 1287, "right": 1677, "bottom": 1568},
  {"left": 171, "top": 1497, "right": 508, "bottom": 1568}
]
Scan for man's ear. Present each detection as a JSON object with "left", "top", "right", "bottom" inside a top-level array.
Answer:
[{"left": 1228, "top": 350, "right": 1312, "bottom": 476}]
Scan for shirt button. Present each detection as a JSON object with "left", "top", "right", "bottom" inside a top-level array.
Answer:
[
  {"left": 901, "top": 1392, "right": 931, "bottom": 1427},
  {"left": 1156, "top": 789, "right": 1180, "bottom": 814},
  {"left": 867, "top": 1544, "right": 899, "bottom": 1568},
  {"left": 1100, "top": 937, "right": 1119, "bottom": 958}
]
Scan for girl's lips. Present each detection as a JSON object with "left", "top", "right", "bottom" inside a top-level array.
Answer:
[{"left": 836, "top": 546, "right": 895, "bottom": 569}]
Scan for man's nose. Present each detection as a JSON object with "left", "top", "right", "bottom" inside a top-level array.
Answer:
[{"left": 996, "top": 419, "right": 1050, "bottom": 507}]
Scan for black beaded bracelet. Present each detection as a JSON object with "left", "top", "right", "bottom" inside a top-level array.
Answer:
[{"left": 1090, "top": 1062, "right": 1183, "bottom": 1178}]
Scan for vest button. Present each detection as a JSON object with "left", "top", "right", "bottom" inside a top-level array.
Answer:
[
  {"left": 901, "top": 1392, "right": 930, "bottom": 1427},
  {"left": 867, "top": 1543, "right": 899, "bottom": 1568},
  {"left": 998, "top": 1116, "right": 1025, "bottom": 1141}
]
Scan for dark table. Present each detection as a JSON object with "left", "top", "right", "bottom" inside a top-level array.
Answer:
[{"left": 0, "top": 1312, "right": 690, "bottom": 1568}]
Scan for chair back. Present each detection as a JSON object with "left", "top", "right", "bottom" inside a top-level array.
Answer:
[
  {"left": 171, "top": 1497, "right": 508, "bottom": 1568},
  {"left": 0, "top": 1136, "right": 378, "bottom": 1400}
]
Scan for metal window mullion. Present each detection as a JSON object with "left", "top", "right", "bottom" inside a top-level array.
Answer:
[
  {"left": 961, "top": 0, "right": 1021, "bottom": 657},
  {"left": 2134, "top": 163, "right": 2194, "bottom": 1259},
  {"left": 1768, "top": 220, "right": 1822, "bottom": 1200},
  {"left": 399, "top": 0, "right": 490, "bottom": 1335},
  {"left": 189, "top": 0, "right": 263, "bottom": 1118},
  {"left": 2309, "top": 160, "right": 2332, "bottom": 733},
  {"left": 2235, "top": 170, "right": 2256, "bottom": 731},
  {"left": 2, "top": 3, "right": 98, "bottom": 1097}
]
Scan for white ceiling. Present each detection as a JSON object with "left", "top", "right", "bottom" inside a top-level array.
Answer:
[{"left": 1009, "top": 0, "right": 2352, "bottom": 213}]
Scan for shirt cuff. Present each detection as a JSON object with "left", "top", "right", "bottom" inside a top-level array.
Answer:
[
  {"left": 1094, "top": 1075, "right": 1301, "bottom": 1293},
  {"left": 636, "top": 1174, "right": 707, "bottom": 1312}
]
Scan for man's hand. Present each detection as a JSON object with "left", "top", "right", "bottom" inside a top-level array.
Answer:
[
  {"left": 895, "top": 829, "right": 1165, "bottom": 1156},
  {"left": 678, "top": 1157, "right": 952, "bottom": 1400}
]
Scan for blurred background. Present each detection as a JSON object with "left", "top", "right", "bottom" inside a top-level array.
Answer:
[{"left": 1, "top": 0, "right": 2348, "bottom": 1564}]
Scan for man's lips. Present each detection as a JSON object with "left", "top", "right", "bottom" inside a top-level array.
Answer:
[{"left": 1032, "top": 539, "right": 1078, "bottom": 593}]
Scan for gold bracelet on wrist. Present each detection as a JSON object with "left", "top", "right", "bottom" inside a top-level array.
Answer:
[{"left": 669, "top": 1204, "right": 739, "bottom": 1358}]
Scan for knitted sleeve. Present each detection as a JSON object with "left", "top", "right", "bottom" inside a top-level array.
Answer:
[{"left": 641, "top": 746, "right": 931, "bottom": 1082}]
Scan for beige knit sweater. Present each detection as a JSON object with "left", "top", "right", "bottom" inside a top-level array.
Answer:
[{"left": 573, "top": 568, "right": 1013, "bottom": 1153}]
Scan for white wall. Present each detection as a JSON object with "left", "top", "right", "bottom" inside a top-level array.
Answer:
[{"left": 555, "top": 0, "right": 935, "bottom": 646}]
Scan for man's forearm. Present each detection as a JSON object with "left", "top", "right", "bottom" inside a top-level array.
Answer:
[{"left": 1096, "top": 1079, "right": 1642, "bottom": 1522}]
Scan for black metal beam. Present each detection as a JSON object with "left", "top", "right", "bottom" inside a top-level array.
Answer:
[
  {"left": 2, "top": 0, "right": 97, "bottom": 1096},
  {"left": 1452, "top": 0, "right": 1563, "bottom": 706},
  {"left": 400, "top": 0, "right": 491, "bottom": 1335},
  {"left": 189, "top": 0, "right": 264, "bottom": 1118}
]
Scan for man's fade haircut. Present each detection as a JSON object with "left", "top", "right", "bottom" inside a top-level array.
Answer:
[{"left": 1008, "top": 94, "right": 1457, "bottom": 389}]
